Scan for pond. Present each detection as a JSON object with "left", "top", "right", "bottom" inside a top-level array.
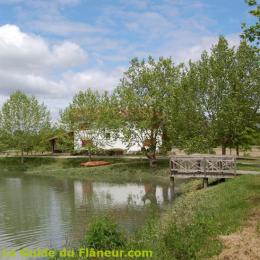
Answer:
[{"left": 0, "top": 174, "right": 178, "bottom": 259}]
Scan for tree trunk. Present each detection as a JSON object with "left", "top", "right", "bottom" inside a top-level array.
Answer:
[
  {"left": 148, "top": 157, "right": 156, "bottom": 167},
  {"left": 147, "top": 151, "right": 157, "bottom": 168},
  {"left": 161, "top": 127, "right": 171, "bottom": 153},
  {"left": 144, "top": 134, "right": 157, "bottom": 167},
  {"left": 222, "top": 145, "right": 226, "bottom": 155},
  {"left": 21, "top": 150, "right": 24, "bottom": 164},
  {"left": 88, "top": 149, "right": 92, "bottom": 161},
  {"left": 236, "top": 145, "right": 239, "bottom": 157}
]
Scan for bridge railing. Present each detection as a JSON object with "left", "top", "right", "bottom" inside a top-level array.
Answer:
[{"left": 170, "top": 155, "right": 236, "bottom": 178}]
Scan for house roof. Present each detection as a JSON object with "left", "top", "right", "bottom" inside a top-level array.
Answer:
[{"left": 48, "top": 131, "right": 74, "bottom": 141}]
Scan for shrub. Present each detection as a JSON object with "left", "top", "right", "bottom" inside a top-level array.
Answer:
[
  {"left": 81, "top": 217, "right": 126, "bottom": 249},
  {"left": 105, "top": 148, "right": 125, "bottom": 156}
]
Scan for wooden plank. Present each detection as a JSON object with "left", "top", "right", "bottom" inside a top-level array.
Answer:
[{"left": 170, "top": 173, "right": 235, "bottom": 179}]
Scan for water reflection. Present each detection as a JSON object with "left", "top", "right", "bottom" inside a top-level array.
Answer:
[
  {"left": 0, "top": 175, "right": 176, "bottom": 258},
  {"left": 73, "top": 181, "right": 174, "bottom": 207}
]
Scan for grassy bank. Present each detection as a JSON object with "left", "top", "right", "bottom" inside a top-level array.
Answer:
[
  {"left": 131, "top": 174, "right": 260, "bottom": 259},
  {"left": 0, "top": 157, "right": 170, "bottom": 184}
]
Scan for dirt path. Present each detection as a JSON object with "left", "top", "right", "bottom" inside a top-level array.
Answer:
[
  {"left": 237, "top": 170, "right": 260, "bottom": 175},
  {"left": 214, "top": 208, "right": 260, "bottom": 260}
]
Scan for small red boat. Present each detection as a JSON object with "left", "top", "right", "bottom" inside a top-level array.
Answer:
[{"left": 80, "top": 161, "right": 111, "bottom": 167}]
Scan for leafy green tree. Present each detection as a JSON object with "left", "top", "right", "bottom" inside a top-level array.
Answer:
[
  {"left": 211, "top": 40, "right": 259, "bottom": 154},
  {"left": 241, "top": 0, "right": 260, "bottom": 46},
  {"left": 36, "top": 126, "right": 74, "bottom": 154},
  {"left": 0, "top": 138, "right": 8, "bottom": 154},
  {"left": 0, "top": 91, "right": 51, "bottom": 163},
  {"left": 115, "top": 56, "right": 181, "bottom": 166},
  {"left": 169, "top": 61, "right": 214, "bottom": 154},
  {"left": 183, "top": 37, "right": 260, "bottom": 155},
  {"left": 61, "top": 89, "right": 101, "bottom": 130},
  {"left": 61, "top": 89, "right": 114, "bottom": 160},
  {"left": 230, "top": 40, "right": 260, "bottom": 153},
  {"left": 207, "top": 37, "right": 238, "bottom": 154}
]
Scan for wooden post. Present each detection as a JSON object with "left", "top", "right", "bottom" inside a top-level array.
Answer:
[
  {"left": 170, "top": 176, "right": 175, "bottom": 186},
  {"left": 234, "top": 157, "right": 237, "bottom": 176},
  {"left": 203, "top": 177, "right": 208, "bottom": 188},
  {"left": 169, "top": 177, "right": 175, "bottom": 200}
]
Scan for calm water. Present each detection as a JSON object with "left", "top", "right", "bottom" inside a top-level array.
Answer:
[{"left": 0, "top": 174, "right": 177, "bottom": 259}]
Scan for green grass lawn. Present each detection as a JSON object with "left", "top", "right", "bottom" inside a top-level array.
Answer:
[{"left": 237, "top": 163, "right": 260, "bottom": 171}]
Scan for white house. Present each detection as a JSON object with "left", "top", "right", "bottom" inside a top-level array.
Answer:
[
  {"left": 74, "top": 129, "right": 163, "bottom": 154},
  {"left": 74, "top": 130, "right": 141, "bottom": 153}
]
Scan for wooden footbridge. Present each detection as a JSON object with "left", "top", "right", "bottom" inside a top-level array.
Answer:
[{"left": 170, "top": 155, "right": 236, "bottom": 188}]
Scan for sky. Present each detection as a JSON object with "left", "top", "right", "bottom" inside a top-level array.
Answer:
[{"left": 0, "top": 0, "right": 256, "bottom": 120}]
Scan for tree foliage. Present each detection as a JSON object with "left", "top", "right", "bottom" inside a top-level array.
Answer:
[
  {"left": 60, "top": 38, "right": 259, "bottom": 163},
  {"left": 0, "top": 91, "right": 50, "bottom": 162},
  {"left": 241, "top": 0, "right": 260, "bottom": 46},
  {"left": 178, "top": 37, "right": 260, "bottom": 154},
  {"left": 168, "top": 61, "right": 213, "bottom": 154},
  {"left": 114, "top": 56, "right": 181, "bottom": 166},
  {"left": 60, "top": 89, "right": 116, "bottom": 159}
]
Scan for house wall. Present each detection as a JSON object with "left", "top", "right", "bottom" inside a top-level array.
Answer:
[{"left": 74, "top": 130, "right": 141, "bottom": 153}]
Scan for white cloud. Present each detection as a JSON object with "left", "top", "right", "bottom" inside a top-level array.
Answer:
[
  {"left": 0, "top": 65, "right": 122, "bottom": 121},
  {"left": 0, "top": 24, "right": 87, "bottom": 74},
  {"left": 0, "top": 24, "right": 123, "bottom": 121},
  {"left": 0, "top": 24, "right": 93, "bottom": 101},
  {"left": 51, "top": 42, "right": 87, "bottom": 68},
  {"left": 62, "top": 67, "right": 124, "bottom": 93},
  {"left": 0, "top": 69, "right": 65, "bottom": 97}
]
